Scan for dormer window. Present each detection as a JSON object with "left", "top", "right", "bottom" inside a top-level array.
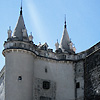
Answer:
[{"left": 40, "top": 43, "right": 48, "bottom": 51}]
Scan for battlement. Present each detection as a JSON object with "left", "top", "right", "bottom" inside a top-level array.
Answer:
[{"left": 3, "top": 40, "right": 87, "bottom": 62}]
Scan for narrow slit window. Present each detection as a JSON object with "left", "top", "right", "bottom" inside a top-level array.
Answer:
[
  {"left": 45, "top": 68, "right": 47, "bottom": 73},
  {"left": 76, "top": 82, "right": 80, "bottom": 88}
]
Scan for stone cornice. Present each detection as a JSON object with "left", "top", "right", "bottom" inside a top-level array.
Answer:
[{"left": 2, "top": 48, "right": 75, "bottom": 64}]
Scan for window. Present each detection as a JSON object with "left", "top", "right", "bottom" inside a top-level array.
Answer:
[
  {"left": 45, "top": 68, "right": 47, "bottom": 73},
  {"left": 43, "top": 81, "right": 50, "bottom": 89},
  {"left": 18, "top": 76, "right": 22, "bottom": 81},
  {"left": 76, "top": 82, "right": 80, "bottom": 88},
  {"left": 40, "top": 96, "right": 51, "bottom": 100},
  {"left": 15, "top": 43, "right": 16, "bottom": 46}
]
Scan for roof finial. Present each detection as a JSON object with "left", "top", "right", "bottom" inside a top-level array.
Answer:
[
  {"left": 64, "top": 14, "right": 66, "bottom": 28},
  {"left": 57, "top": 39, "right": 58, "bottom": 43},
  {"left": 20, "top": 0, "right": 22, "bottom": 15}
]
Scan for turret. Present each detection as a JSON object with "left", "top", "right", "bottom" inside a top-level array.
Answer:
[
  {"left": 73, "top": 45, "right": 76, "bottom": 52},
  {"left": 29, "top": 33, "right": 33, "bottom": 42},
  {"left": 3, "top": 6, "right": 34, "bottom": 100},
  {"left": 59, "top": 18, "right": 75, "bottom": 53},
  {"left": 55, "top": 39, "right": 59, "bottom": 50},
  {"left": 69, "top": 40, "right": 73, "bottom": 50},
  {"left": 12, "top": 6, "right": 29, "bottom": 41},
  {"left": 7, "top": 26, "right": 12, "bottom": 38}
]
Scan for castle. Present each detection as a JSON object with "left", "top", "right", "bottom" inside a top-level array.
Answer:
[{"left": 0, "top": 6, "right": 100, "bottom": 100}]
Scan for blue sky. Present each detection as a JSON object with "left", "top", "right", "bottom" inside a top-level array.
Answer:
[{"left": 0, "top": 0, "right": 100, "bottom": 70}]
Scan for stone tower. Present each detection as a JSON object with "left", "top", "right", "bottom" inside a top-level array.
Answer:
[
  {"left": 2, "top": 7, "right": 34, "bottom": 100},
  {"left": 2, "top": 7, "right": 77, "bottom": 100},
  {"left": 1, "top": 4, "right": 100, "bottom": 100}
]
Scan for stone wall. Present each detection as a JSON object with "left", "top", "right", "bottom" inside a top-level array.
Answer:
[
  {"left": 0, "top": 68, "right": 5, "bottom": 100},
  {"left": 84, "top": 49, "right": 100, "bottom": 100},
  {"left": 33, "top": 78, "right": 56, "bottom": 100},
  {"left": 4, "top": 49, "right": 34, "bottom": 100},
  {"left": 75, "top": 61, "right": 84, "bottom": 100},
  {"left": 33, "top": 58, "right": 75, "bottom": 100}
]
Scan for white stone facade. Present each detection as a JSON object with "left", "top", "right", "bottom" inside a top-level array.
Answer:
[{"left": 0, "top": 6, "right": 100, "bottom": 100}]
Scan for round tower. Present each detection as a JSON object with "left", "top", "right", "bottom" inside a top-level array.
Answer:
[{"left": 2, "top": 7, "right": 35, "bottom": 100}]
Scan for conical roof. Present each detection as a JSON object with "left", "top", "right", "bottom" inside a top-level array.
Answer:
[
  {"left": 59, "top": 21, "right": 70, "bottom": 51},
  {"left": 12, "top": 7, "right": 28, "bottom": 40}
]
